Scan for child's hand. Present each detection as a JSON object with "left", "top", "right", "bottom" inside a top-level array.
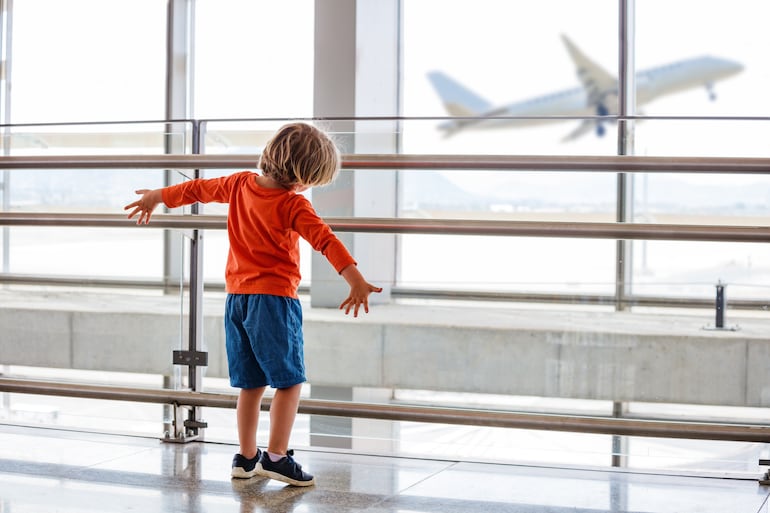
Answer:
[
  {"left": 339, "top": 281, "right": 383, "bottom": 318},
  {"left": 124, "top": 189, "right": 162, "bottom": 225},
  {"left": 339, "top": 264, "right": 382, "bottom": 317}
]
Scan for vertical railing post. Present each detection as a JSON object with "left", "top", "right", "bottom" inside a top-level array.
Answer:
[
  {"left": 163, "top": 0, "right": 206, "bottom": 442},
  {"left": 0, "top": 0, "right": 13, "bottom": 274},
  {"left": 611, "top": 8, "right": 634, "bottom": 511},
  {"left": 615, "top": 0, "right": 636, "bottom": 312},
  {"left": 168, "top": 120, "right": 208, "bottom": 441}
]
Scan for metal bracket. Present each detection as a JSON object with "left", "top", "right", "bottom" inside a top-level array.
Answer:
[
  {"left": 163, "top": 401, "right": 208, "bottom": 444},
  {"left": 173, "top": 350, "right": 208, "bottom": 367},
  {"left": 759, "top": 459, "right": 770, "bottom": 485}
]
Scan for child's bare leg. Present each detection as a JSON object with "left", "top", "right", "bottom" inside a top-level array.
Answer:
[
  {"left": 237, "top": 387, "right": 266, "bottom": 458},
  {"left": 267, "top": 383, "right": 302, "bottom": 455}
]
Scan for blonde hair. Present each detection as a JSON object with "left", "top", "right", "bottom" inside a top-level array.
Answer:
[{"left": 259, "top": 122, "right": 341, "bottom": 188}]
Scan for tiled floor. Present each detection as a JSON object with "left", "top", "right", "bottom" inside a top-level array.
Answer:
[{"left": 1, "top": 424, "right": 769, "bottom": 513}]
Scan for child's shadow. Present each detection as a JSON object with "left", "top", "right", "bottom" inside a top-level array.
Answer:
[{"left": 231, "top": 477, "right": 314, "bottom": 513}]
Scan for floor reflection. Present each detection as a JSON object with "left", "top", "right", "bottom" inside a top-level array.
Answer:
[{"left": 0, "top": 424, "right": 768, "bottom": 513}]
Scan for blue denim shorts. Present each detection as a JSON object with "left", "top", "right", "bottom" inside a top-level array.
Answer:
[{"left": 224, "top": 294, "right": 306, "bottom": 389}]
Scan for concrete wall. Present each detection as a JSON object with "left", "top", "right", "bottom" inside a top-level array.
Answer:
[{"left": 2, "top": 290, "right": 769, "bottom": 408}]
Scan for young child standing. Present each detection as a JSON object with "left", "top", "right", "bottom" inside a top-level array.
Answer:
[{"left": 124, "top": 122, "right": 382, "bottom": 486}]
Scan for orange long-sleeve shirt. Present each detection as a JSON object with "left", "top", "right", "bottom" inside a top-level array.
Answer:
[{"left": 162, "top": 171, "right": 356, "bottom": 298}]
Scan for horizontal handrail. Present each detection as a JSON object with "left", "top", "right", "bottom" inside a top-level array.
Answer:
[
  {"left": 1, "top": 377, "right": 768, "bottom": 442},
  {"left": 0, "top": 153, "right": 768, "bottom": 173},
  {"left": 2, "top": 114, "right": 770, "bottom": 129},
  {"left": 3, "top": 273, "right": 769, "bottom": 310},
  {"left": 0, "top": 212, "right": 226, "bottom": 229},
  {"left": 1, "top": 212, "right": 769, "bottom": 243}
]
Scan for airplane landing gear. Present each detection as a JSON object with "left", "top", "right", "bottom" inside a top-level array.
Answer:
[
  {"left": 596, "top": 123, "right": 606, "bottom": 137},
  {"left": 595, "top": 103, "right": 608, "bottom": 137},
  {"left": 706, "top": 83, "right": 716, "bottom": 101}
]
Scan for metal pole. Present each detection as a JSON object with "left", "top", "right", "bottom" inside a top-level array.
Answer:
[
  {"left": 615, "top": 0, "right": 636, "bottom": 312},
  {"left": 186, "top": 119, "right": 206, "bottom": 440},
  {"left": 164, "top": 0, "right": 202, "bottom": 441},
  {"left": 0, "top": 0, "right": 12, "bottom": 274},
  {"left": 2, "top": 377, "right": 770, "bottom": 443},
  {"left": 3, "top": 212, "right": 770, "bottom": 243},
  {"left": 1, "top": 153, "right": 770, "bottom": 173}
]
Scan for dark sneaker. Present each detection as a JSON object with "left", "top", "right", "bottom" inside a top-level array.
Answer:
[
  {"left": 231, "top": 449, "right": 263, "bottom": 479},
  {"left": 257, "top": 449, "right": 315, "bottom": 486}
]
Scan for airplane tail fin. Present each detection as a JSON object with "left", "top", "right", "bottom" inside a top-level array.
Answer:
[{"left": 427, "top": 71, "right": 493, "bottom": 117}]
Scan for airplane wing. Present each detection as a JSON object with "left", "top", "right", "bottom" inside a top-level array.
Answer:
[
  {"left": 560, "top": 34, "right": 617, "bottom": 113},
  {"left": 561, "top": 120, "right": 597, "bottom": 142}
]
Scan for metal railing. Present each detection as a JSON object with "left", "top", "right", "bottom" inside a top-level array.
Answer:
[
  {"left": 4, "top": 153, "right": 769, "bottom": 308},
  {"left": 1, "top": 152, "right": 770, "bottom": 443},
  {"left": 1, "top": 211, "right": 769, "bottom": 242},
  {"left": 3, "top": 377, "right": 770, "bottom": 442},
  {"left": 0, "top": 152, "right": 769, "bottom": 172}
]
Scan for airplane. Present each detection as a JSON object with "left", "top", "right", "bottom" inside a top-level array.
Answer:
[{"left": 427, "top": 35, "right": 744, "bottom": 141}]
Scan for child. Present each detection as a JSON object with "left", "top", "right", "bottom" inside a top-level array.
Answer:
[{"left": 124, "top": 122, "right": 382, "bottom": 486}]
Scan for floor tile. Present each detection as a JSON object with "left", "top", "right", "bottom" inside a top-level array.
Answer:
[{"left": 1, "top": 424, "right": 769, "bottom": 513}]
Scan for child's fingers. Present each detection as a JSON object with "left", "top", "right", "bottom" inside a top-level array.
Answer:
[{"left": 340, "top": 295, "right": 376, "bottom": 316}]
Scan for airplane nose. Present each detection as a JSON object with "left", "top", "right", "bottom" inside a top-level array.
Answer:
[{"left": 726, "top": 58, "right": 744, "bottom": 75}]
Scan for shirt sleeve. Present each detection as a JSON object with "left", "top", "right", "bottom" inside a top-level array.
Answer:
[
  {"left": 162, "top": 172, "right": 247, "bottom": 208},
  {"left": 288, "top": 196, "right": 356, "bottom": 273}
]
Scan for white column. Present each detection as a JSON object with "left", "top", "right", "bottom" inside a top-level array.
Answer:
[{"left": 311, "top": 0, "right": 400, "bottom": 308}]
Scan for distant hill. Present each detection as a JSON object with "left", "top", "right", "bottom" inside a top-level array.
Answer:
[
  {"left": 401, "top": 170, "right": 491, "bottom": 210},
  {"left": 400, "top": 170, "right": 770, "bottom": 216}
]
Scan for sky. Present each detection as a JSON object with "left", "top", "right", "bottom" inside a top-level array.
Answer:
[{"left": 402, "top": 0, "right": 770, "bottom": 154}]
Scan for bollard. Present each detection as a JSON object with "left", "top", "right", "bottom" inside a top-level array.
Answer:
[
  {"left": 703, "top": 280, "right": 739, "bottom": 331},
  {"left": 715, "top": 281, "right": 726, "bottom": 329}
]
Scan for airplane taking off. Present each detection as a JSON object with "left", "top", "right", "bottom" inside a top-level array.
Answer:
[{"left": 427, "top": 35, "right": 744, "bottom": 141}]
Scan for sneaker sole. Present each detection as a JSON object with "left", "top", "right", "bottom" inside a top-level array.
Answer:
[
  {"left": 257, "top": 467, "right": 315, "bottom": 487},
  {"left": 231, "top": 463, "right": 263, "bottom": 479}
]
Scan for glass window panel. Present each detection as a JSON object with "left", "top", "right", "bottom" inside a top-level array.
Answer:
[
  {"left": 6, "top": 226, "right": 164, "bottom": 279},
  {"left": 632, "top": 240, "right": 770, "bottom": 301},
  {"left": 193, "top": 1, "right": 314, "bottom": 118},
  {"left": 636, "top": 0, "right": 769, "bottom": 117},
  {"left": 403, "top": 0, "right": 618, "bottom": 151},
  {"left": 401, "top": 1, "right": 618, "bottom": 294},
  {"left": 400, "top": 235, "right": 616, "bottom": 296},
  {"left": 630, "top": 129, "right": 770, "bottom": 301},
  {"left": 11, "top": 0, "right": 166, "bottom": 123},
  {"left": 1, "top": 122, "right": 188, "bottom": 280}
]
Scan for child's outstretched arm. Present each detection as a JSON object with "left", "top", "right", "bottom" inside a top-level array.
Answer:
[
  {"left": 124, "top": 189, "right": 164, "bottom": 225},
  {"left": 339, "top": 264, "right": 382, "bottom": 317}
]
